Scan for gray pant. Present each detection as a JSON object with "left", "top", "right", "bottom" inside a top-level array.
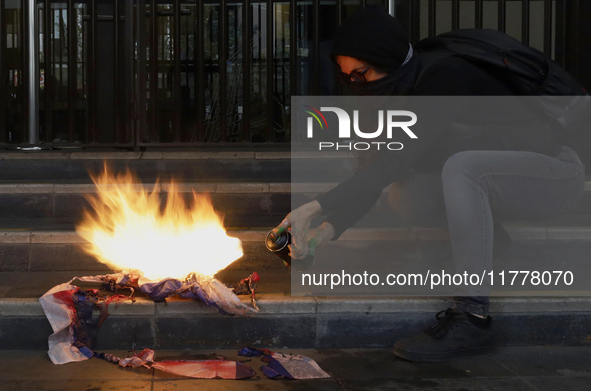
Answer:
[{"left": 388, "top": 146, "right": 586, "bottom": 316}]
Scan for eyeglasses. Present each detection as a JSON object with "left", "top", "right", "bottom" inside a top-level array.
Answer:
[{"left": 338, "top": 67, "right": 371, "bottom": 84}]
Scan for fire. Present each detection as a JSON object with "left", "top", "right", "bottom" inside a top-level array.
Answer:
[{"left": 76, "top": 165, "right": 243, "bottom": 280}]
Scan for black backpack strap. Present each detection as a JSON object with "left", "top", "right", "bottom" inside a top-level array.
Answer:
[
  {"left": 415, "top": 33, "right": 534, "bottom": 95},
  {"left": 410, "top": 44, "right": 457, "bottom": 91}
]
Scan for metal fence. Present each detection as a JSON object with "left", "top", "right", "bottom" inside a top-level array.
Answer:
[
  {"left": 397, "top": 0, "right": 566, "bottom": 62},
  {"left": 0, "top": 0, "right": 580, "bottom": 147}
]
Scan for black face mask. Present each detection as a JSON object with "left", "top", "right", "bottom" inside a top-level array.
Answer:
[{"left": 348, "top": 54, "right": 419, "bottom": 96}]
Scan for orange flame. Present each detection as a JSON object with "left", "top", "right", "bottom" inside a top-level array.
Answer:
[{"left": 76, "top": 165, "right": 243, "bottom": 280}]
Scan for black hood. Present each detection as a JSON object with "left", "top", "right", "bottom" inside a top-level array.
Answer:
[{"left": 330, "top": 5, "right": 410, "bottom": 69}]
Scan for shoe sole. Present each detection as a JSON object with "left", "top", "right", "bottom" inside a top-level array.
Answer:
[{"left": 392, "top": 345, "right": 497, "bottom": 363}]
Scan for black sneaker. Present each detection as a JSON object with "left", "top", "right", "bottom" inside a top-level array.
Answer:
[{"left": 392, "top": 308, "right": 496, "bottom": 362}]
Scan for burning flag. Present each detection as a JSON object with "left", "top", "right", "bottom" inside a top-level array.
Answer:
[
  {"left": 40, "top": 166, "right": 259, "bottom": 365},
  {"left": 40, "top": 271, "right": 257, "bottom": 365}
]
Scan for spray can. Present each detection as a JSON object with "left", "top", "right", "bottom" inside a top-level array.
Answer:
[{"left": 265, "top": 229, "right": 292, "bottom": 268}]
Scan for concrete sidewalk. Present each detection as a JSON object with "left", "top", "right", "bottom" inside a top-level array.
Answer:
[{"left": 1, "top": 347, "right": 590, "bottom": 390}]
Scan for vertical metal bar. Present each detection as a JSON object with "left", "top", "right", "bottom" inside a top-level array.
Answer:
[
  {"left": 173, "top": 0, "right": 181, "bottom": 142},
  {"left": 26, "top": 0, "right": 38, "bottom": 144},
  {"left": 409, "top": 0, "right": 420, "bottom": 44},
  {"left": 137, "top": 0, "right": 147, "bottom": 145},
  {"left": 280, "top": 7, "right": 283, "bottom": 105},
  {"left": 498, "top": 0, "right": 506, "bottom": 33},
  {"left": 0, "top": 0, "right": 6, "bottom": 143},
  {"left": 281, "top": 7, "right": 285, "bottom": 107},
  {"left": 543, "top": 0, "right": 552, "bottom": 56},
  {"left": 81, "top": 1, "right": 86, "bottom": 141},
  {"left": 312, "top": 0, "right": 318, "bottom": 94},
  {"left": 18, "top": 2, "right": 24, "bottom": 142},
  {"left": 564, "top": 0, "right": 589, "bottom": 89},
  {"left": 554, "top": 0, "right": 566, "bottom": 67},
  {"left": 522, "top": 0, "right": 530, "bottom": 45},
  {"left": 194, "top": 0, "right": 203, "bottom": 142},
  {"left": 388, "top": 0, "right": 395, "bottom": 17},
  {"left": 233, "top": 4, "right": 237, "bottom": 57},
  {"left": 274, "top": 5, "right": 277, "bottom": 106},
  {"left": 220, "top": 0, "right": 227, "bottom": 142},
  {"left": 44, "top": 0, "right": 52, "bottom": 142},
  {"left": 336, "top": 0, "right": 342, "bottom": 25},
  {"left": 113, "top": 0, "right": 120, "bottom": 142},
  {"left": 234, "top": 4, "right": 238, "bottom": 58},
  {"left": 238, "top": 0, "right": 252, "bottom": 141},
  {"left": 186, "top": 7, "right": 189, "bottom": 58},
  {"left": 60, "top": 8, "right": 64, "bottom": 101},
  {"left": 242, "top": 0, "right": 251, "bottom": 142},
  {"left": 68, "top": 0, "right": 75, "bottom": 142},
  {"left": 125, "top": 0, "right": 133, "bottom": 143},
  {"left": 257, "top": 3, "right": 261, "bottom": 96},
  {"left": 266, "top": 0, "right": 273, "bottom": 140},
  {"left": 89, "top": 0, "right": 97, "bottom": 142},
  {"left": 475, "top": 0, "right": 483, "bottom": 29},
  {"left": 451, "top": 0, "right": 459, "bottom": 31},
  {"left": 231, "top": 3, "right": 238, "bottom": 142},
  {"left": 149, "top": 0, "right": 157, "bottom": 142},
  {"left": 209, "top": 5, "right": 213, "bottom": 96},
  {"left": 428, "top": 0, "right": 436, "bottom": 37}
]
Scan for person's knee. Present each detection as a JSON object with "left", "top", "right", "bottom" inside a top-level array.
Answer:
[{"left": 442, "top": 151, "right": 480, "bottom": 186}]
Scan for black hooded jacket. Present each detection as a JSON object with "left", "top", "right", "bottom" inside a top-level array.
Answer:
[{"left": 315, "top": 49, "right": 564, "bottom": 239}]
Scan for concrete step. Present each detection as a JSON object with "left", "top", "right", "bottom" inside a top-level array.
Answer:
[
  {"left": 1, "top": 148, "right": 588, "bottom": 188},
  {"left": 0, "top": 182, "right": 292, "bottom": 227},
  {"left": 1, "top": 225, "right": 591, "bottom": 273},
  {"left": 2, "top": 150, "right": 589, "bottom": 221},
  {"left": 0, "top": 150, "right": 298, "bottom": 183},
  {"left": 1, "top": 268, "right": 591, "bottom": 349},
  {"left": 1, "top": 181, "right": 591, "bottom": 228}
]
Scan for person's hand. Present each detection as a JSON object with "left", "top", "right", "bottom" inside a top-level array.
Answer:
[
  {"left": 271, "top": 201, "right": 322, "bottom": 259},
  {"left": 302, "top": 222, "right": 336, "bottom": 257}
]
